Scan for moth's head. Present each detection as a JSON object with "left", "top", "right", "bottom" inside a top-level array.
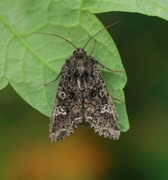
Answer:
[{"left": 73, "top": 48, "right": 87, "bottom": 57}]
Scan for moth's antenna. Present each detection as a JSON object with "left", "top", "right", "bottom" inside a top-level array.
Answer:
[
  {"left": 36, "top": 32, "right": 78, "bottom": 49},
  {"left": 83, "top": 21, "right": 121, "bottom": 50}
]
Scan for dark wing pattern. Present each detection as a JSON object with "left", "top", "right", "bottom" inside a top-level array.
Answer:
[
  {"left": 49, "top": 59, "right": 83, "bottom": 142},
  {"left": 84, "top": 57, "right": 120, "bottom": 140}
]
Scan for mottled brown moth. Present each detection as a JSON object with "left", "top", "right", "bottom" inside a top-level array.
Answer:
[{"left": 38, "top": 22, "right": 123, "bottom": 142}]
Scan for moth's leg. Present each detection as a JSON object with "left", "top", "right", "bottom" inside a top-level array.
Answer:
[
  {"left": 89, "top": 40, "right": 97, "bottom": 56},
  {"left": 110, "top": 94, "right": 125, "bottom": 104},
  {"left": 44, "top": 72, "right": 61, "bottom": 86},
  {"left": 95, "top": 60, "right": 125, "bottom": 73},
  {"left": 90, "top": 40, "right": 125, "bottom": 73}
]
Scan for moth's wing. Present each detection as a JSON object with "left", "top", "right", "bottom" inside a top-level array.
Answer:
[
  {"left": 49, "top": 64, "right": 83, "bottom": 142},
  {"left": 84, "top": 64, "right": 120, "bottom": 140}
]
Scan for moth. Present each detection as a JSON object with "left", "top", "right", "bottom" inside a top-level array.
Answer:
[{"left": 39, "top": 22, "right": 122, "bottom": 142}]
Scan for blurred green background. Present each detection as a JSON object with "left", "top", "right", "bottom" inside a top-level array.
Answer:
[{"left": 1, "top": 12, "right": 168, "bottom": 180}]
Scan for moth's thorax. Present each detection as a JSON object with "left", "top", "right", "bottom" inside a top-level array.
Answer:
[{"left": 71, "top": 48, "right": 89, "bottom": 76}]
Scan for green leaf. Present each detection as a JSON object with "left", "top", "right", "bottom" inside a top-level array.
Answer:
[
  {"left": 83, "top": 0, "right": 168, "bottom": 21},
  {"left": 6, "top": 0, "right": 168, "bottom": 133}
]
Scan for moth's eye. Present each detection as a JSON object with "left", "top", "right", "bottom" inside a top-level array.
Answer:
[
  {"left": 84, "top": 51, "right": 86, "bottom": 54},
  {"left": 73, "top": 50, "right": 76, "bottom": 54}
]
